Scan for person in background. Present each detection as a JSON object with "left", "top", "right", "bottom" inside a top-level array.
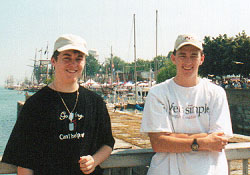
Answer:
[
  {"left": 2, "top": 34, "right": 115, "bottom": 175},
  {"left": 141, "top": 34, "right": 233, "bottom": 175}
]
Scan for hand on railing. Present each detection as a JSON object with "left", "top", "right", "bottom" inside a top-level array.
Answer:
[
  {"left": 79, "top": 155, "right": 96, "bottom": 174},
  {"left": 198, "top": 132, "right": 229, "bottom": 152}
]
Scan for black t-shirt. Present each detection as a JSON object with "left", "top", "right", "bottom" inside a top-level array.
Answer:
[{"left": 2, "top": 86, "right": 115, "bottom": 175}]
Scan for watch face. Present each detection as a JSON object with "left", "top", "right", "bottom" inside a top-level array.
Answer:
[
  {"left": 191, "top": 139, "right": 199, "bottom": 151},
  {"left": 192, "top": 144, "right": 199, "bottom": 151}
]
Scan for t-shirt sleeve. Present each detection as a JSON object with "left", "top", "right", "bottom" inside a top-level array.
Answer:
[
  {"left": 140, "top": 88, "right": 173, "bottom": 134},
  {"left": 2, "top": 99, "right": 42, "bottom": 170},
  {"left": 208, "top": 87, "right": 233, "bottom": 137}
]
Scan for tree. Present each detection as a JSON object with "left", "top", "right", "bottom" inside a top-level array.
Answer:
[
  {"left": 200, "top": 34, "right": 234, "bottom": 78},
  {"left": 85, "top": 54, "right": 100, "bottom": 78},
  {"left": 157, "top": 60, "right": 176, "bottom": 83},
  {"left": 112, "top": 56, "right": 126, "bottom": 72},
  {"left": 102, "top": 56, "right": 127, "bottom": 82},
  {"left": 151, "top": 55, "right": 168, "bottom": 72},
  {"left": 104, "top": 56, "right": 126, "bottom": 74},
  {"left": 233, "top": 31, "right": 250, "bottom": 78},
  {"left": 200, "top": 31, "right": 250, "bottom": 78}
]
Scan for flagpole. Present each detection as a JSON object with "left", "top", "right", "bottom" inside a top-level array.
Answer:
[
  {"left": 133, "top": 14, "right": 137, "bottom": 103},
  {"left": 46, "top": 41, "right": 49, "bottom": 59},
  {"left": 155, "top": 10, "right": 158, "bottom": 82},
  {"left": 111, "top": 46, "right": 113, "bottom": 87},
  {"left": 45, "top": 41, "right": 49, "bottom": 81},
  {"left": 40, "top": 48, "right": 43, "bottom": 59}
]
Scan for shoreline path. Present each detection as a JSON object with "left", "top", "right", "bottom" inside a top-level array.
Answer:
[{"left": 107, "top": 104, "right": 150, "bottom": 149}]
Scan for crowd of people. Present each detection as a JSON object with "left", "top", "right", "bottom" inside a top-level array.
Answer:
[{"left": 211, "top": 78, "right": 250, "bottom": 89}]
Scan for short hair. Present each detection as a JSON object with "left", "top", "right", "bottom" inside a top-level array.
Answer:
[
  {"left": 173, "top": 46, "right": 204, "bottom": 56},
  {"left": 52, "top": 50, "right": 60, "bottom": 61},
  {"left": 173, "top": 50, "right": 177, "bottom": 56},
  {"left": 52, "top": 50, "right": 85, "bottom": 61}
]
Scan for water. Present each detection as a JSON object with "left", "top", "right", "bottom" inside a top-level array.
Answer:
[{"left": 0, "top": 87, "right": 26, "bottom": 155}]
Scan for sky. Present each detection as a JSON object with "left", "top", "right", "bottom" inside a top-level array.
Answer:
[{"left": 1, "top": 0, "right": 250, "bottom": 86}]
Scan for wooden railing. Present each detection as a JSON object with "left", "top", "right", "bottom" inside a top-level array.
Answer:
[{"left": 1, "top": 142, "right": 250, "bottom": 175}]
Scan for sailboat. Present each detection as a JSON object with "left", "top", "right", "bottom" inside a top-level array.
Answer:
[
  {"left": 127, "top": 10, "right": 159, "bottom": 109},
  {"left": 112, "top": 10, "right": 159, "bottom": 111}
]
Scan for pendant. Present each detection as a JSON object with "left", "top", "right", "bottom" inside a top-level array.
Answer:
[
  {"left": 69, "top": 122, "right": 74, "bottom": 131},
  {"left": 69, "top": 113, "right": 74, "bottom": 122}
]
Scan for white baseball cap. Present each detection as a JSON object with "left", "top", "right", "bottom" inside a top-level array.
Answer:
[
  {"left": 54, "top": 34, "right": 88, "bottom": 55},
  {"left": 174, "top": 34, "right": 203, "bottom": 51}
]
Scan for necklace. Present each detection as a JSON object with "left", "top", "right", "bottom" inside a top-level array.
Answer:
[{"left": 52, "top": 83, "right": 79, "bottom": 131}]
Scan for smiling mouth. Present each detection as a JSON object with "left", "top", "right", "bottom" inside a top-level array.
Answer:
[
  {"left": 183, "top": 66, "right": 193, "bottom": 70},
  {"left": 67, "top": 70, "right": 77, "bottom": 73}
]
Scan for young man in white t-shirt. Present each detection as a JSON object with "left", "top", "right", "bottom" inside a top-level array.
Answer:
[{"left": 140, "top": 34, "right": 233, "bottom": 175}]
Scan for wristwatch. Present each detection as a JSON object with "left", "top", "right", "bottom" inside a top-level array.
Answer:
[{"left": 191, "top": 138, "right": 199, "bottom": 151}]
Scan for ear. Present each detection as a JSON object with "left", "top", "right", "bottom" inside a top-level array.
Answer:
[
  {"left": 51, "top": 57, "right": 56, "bottom": 67},
  {"left": 199, "top": 55, "right": 205, "bottom": 65},
  {"left": 171, "top": 54, "right": 177, "bottom": 65}
]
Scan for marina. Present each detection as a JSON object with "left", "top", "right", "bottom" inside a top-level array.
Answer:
[
  {"left": 1, "top": 1, "right": 250, "bottom": 174},
  {"left": 1, "top": 87, "right": 250, "bottom": 174}
]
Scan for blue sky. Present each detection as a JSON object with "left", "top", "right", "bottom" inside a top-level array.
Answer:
[{"left": 1, "top": 0, "right": 250, "bottom": 86}]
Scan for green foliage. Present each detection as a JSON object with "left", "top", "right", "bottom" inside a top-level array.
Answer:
[
  {"left": 112, "top": 56, "right": 126, "bottom": 71},
  {"left": 125, "top": 59, "right": 152, "bottom": 73},
  {"left": 232, "top": 31, "right": 250, "bottom": 77},
  {"left": 86, "top": 54, "right": 100, "bottom": 77},
  {"left": 151, "top": 55, "right": 168, "bottom": 72},
  {"left": 200, "top": 34, "right": 234, "bottom": 77},
  {"left": 23, "top": 31, "right": 250, "bottom": 85},
  {"left": 157, "top": 60, "right": 176, "bottom": 83},
  {"left": 104, "top": 56, "right": 126, "bottom": 73},
  {"left": 200, "top": 31, "right": 250, "bottom": 78},
  {"left": 166, "top": 51, "right": 173, "bottom": 59}
]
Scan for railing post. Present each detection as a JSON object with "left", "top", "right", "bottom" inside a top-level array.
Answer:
[
  {"left": 242, "top": 159, "right": 248, "bottom": 175},
  {"left": 127, "top": 167, "right": 133, "bottom": 175},
  {"left": 228, "top": 160, "right": 231, "bottom": 175},
  {"left": 104, "top": 168, "right": 112, "bottom": 175}
]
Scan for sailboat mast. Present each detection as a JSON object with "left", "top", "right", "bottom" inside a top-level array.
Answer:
[
  {"left": 155, "top": 10, "right": 158, "bottom": 82},
  {"left": 156, "top": 10, "right": 158, "bottom": 58},
  {"left": 111, "top": 46, "right": 113, "bottom": 86},
  {"left": 133, "top": 14, "right": 137, "bottom": 102},
  {"left": 46, "top": 41, "right": 49, "bottom": 81},
  {"left": 32, "top": 48, "right": 37, "bottom": 85}
]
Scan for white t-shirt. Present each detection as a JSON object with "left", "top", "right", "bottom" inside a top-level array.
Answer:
[{"left": 140, "top": 78, "right": 233, "bottom": 175}]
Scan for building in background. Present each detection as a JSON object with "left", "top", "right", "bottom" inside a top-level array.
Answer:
[{"left": 88, "top": 49, "right": 99, "bottom": 60}]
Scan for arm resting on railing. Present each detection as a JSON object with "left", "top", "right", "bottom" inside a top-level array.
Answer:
[{"left": 1, "top": 142, "right": 250, "bottom": 174}]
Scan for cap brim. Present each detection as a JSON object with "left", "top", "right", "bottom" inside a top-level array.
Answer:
[
  {"left": 175, "top": 42, "right": 202, "bottom": 51},
  {"left": 57, "top": 45, "right": 88, "bottom": 56}
]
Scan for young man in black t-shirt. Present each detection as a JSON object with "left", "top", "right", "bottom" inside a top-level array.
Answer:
[{"left": 2, "top": 34, "right": 115, "bottom": 175}]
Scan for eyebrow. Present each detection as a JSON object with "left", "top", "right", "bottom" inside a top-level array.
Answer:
[
  {"left": 77, "top": 54, "right": 84, "bottom": 57},
  {"left": 62, "top": 53, "right": 84, "bottom": 57},
  {"left": 178, "top": 52, "right": 186, "bottom": 55},
  {"left": 62, "top": 53, "right": 71, "bottom": 56},
  {"left": 178, "top": 51, "right": 199, "bottom": 55}
]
